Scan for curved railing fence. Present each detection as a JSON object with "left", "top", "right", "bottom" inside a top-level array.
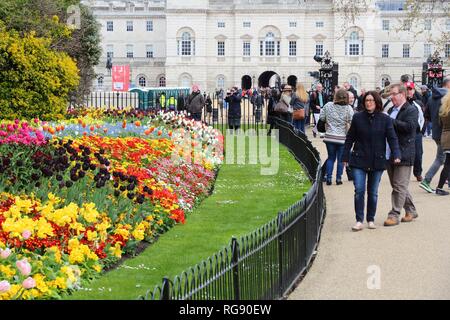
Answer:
[{"left": 138, "top": 116, "right": 325, "bottom": 300}]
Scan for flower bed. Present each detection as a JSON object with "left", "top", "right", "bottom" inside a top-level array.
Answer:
[{"left": 0, "top": 111, "right": 223, "bottom": 299}]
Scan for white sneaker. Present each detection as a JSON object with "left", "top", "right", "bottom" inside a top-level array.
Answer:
[
  {"left": 352, "top": 222, "right": 364, "bottom": 232},
  {"left": 368, "top": 222, "right": 377, "bottom": 229}
]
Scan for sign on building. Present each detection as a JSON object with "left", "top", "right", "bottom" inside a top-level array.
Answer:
[{"left": 112, "top": 65, "right": 130, "bottom": 91}]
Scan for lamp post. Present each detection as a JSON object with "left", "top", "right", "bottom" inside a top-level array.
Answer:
[
  {"left": 423, "top": 51, "right": 444, "bottom": 88},
  {"left": 252, "top": 75, "right": 256, "bottom": 88},
  {"left": 314, "top": 50, "right": 339, "bottom": 102}
]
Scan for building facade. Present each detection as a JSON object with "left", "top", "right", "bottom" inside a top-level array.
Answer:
[{"left": 83, "top": 0, "right": 450, "bottom": 93}]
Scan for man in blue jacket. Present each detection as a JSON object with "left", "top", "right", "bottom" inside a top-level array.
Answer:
[
  {"left": 419, "top": 78, "right": 450, "bottom": 193},
  {"left": 384, "top": 84, "right": 419, "bottom": 226}
]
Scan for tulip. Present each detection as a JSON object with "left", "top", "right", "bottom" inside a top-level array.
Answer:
[
  {"left": 16, "top": 259, "right": 32, "bottom": 276},
  {"left": 22, "top": 230, "right": 32, "bottom": 240},
  {"left": 0, "top": 280, "right": 11, "bottom": 293},
  {"left": 0, "top": 248, "right": 11, "bottom": 259},
  {"left": 22, "top": 277, "right": 36, "bottom": 289}
]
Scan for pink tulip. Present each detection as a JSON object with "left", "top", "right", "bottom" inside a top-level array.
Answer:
[
  {"left": 0, "top": 248, "right": 11, "bottom": 259},
  {"left": 34, "top": 118, "right": 39, "bottom": 124},
  {"left": 0, "top": 280, "right": 11, "bottom": 293},
  {"left": 22, "top": 230, "right": 32, "bottom": 240},
  {"left": 22, "top": 277, "right": 36, "bottom": 289},
  {"left": 16, "top": 259, "right": 32, "bottom": 276}
]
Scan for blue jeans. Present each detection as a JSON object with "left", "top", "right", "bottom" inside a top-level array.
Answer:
[
  {"left": 292, "top": 119, "right": 305, "bottom": 133},
  {"left": 325, "top": 142, "right": 345, "bottom": 182},
  {"left": 352, "top": 168, "right": 384, "bottom": 222}
]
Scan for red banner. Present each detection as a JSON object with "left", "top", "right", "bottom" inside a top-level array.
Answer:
[{"left": 112, "top": 65, "right": 130, "bottom": 91}]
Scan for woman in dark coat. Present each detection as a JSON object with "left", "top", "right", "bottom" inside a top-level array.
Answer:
[{"left": 342, "top": 91, "right": 401, "bottom": 231}]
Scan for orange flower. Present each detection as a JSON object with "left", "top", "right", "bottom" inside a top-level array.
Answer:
[
  {"left": 134, "top": 121, "right": 141, "bottom": 127},
  {"left": 90, "top": 126, "right": 95, "bottom": 131}
]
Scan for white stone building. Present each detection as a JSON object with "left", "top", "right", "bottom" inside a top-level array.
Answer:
[{"left": 83, "top": 0, "right": 450, "bottom": 93}]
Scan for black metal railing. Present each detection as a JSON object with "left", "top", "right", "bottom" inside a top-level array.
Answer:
[
  {"left": 138, "top": 116, "right": 325, "bottom": 300},
  {"left": 69, "top": 92, "right": 139, "bottom": 109}
]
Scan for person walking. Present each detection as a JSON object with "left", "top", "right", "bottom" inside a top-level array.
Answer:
[
  {"left": 419, "top": 78, "right": 450, "bottom": 192},
  {"left": 343, "top": 91, "right": 401, "bottom": 231},
  {"left": 319, "top": 88, "right": 354, "bottom": 185},
  {"left": 187, "top": 84, "right": 205, "bottom": 122},
  {"left": 405, "top": 82, "right": 426, "bottom": 182},
  {"left": 434, "top": 92, "right": 450, "bottom": 195},
  {"left": 310, "top": 83, "right": 328, "bottom": 138},
  {"left": 384, "top": 83, "right": 419, "bottom": 226},
  {"left": 267, "top": 87, "right": 280, "bottom": 136},
  {"left": 290, "top": 83, "right": 309, "bottom": 134}
]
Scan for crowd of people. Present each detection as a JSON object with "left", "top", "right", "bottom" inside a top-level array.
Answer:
[
  {"left": 176, "top": 77, "right": 449, "bottom": 231},
  {"left": 279, "top": 76, "right": 450, "bottom": 232}
]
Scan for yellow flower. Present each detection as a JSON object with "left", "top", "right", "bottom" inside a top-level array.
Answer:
[
  {"left": 52, "top": 277, "right": 67, "bottom": 289},
  {"left": 109, "top": 243, "right": 122, "bottom": 258},
  {"left": 0, "top": 265, "right": 16, "bottom": 278},
  {"left": 33, "top": 274, "right": 49, "bottom": 294},
  {"left": 86, "top": 230, "right": 98, "bottom": 242},
  {"left": 36, "top": 218, "right": 54, "bottom": 239},
  {"left": 80, "top": 203, "right": 99, "bottom": 223},
  {"left": 157, "top": 219, "right": 164, "bottom": 226},
  {"left": 93, "top": 264, "right": 102, "bottom": 273},
  {"left": 68, "top": 238, "right": 80, "bottom": 250}
]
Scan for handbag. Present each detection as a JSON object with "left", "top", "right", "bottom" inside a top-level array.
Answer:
[
  {"left": 316, "top": 118, "right": 326, "bottom": 133},
  {"left": 293, "top": 109, "right": 305, "bottom": 120},
  {"left": 274, "top": 100, "right": 289, "bottom": 114}
]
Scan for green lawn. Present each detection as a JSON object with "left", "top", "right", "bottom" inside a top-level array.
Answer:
[{"left": 65, "top": 137, "right": 310, "bottom": 300}]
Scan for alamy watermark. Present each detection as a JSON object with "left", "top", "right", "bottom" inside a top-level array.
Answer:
[
  {"left": 367, "top": 265, "right": 381, "bottom": 290},
  {"left": 170, "top": 129, "right": 280, "bottom": 176},
  {"left": 66, "top": 5, "right": 81, "bottom": 29}
]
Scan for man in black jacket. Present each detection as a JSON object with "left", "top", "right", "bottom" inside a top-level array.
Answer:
[
  {"left": 384, "top": 84, "right": 419, "bottom": 226},
  {"left": 310, "top": 83, "right": 328, "bottom": 138}
]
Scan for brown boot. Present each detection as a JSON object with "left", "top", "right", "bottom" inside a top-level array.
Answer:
[
  {"left": 384, "top": 215, "right": 399, "bottom": 226},
  {"left": 401, "top": 212, "right": 415, "bottom": 222}
]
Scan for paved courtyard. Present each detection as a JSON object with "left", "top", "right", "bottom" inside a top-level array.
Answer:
[{"left": 289, "top": 128, "right": 450, "bottom": 300}]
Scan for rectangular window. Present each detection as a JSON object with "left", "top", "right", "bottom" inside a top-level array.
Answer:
[
  {"left": 217, "top": 41, "right": 225, "bottom": 56},
  {"left": 289, "top": 21, "right": 297, "bottom": 28},
  {"left": 424, "top": 19, "right": 432, "bottom": 31},
  {"left": 146, "top": 20, "right": 153, "bottom": 32},
  {"left": 265, "top": 41, "right": 275, "bottom": 56},
  {"left": 243, "top": 42, "right": 251, "bottom": 56},
  {"left": 316, "top": 21, "right": 324, "bottom": 28},
  {"left": 424, "top": 43, "right": 432, "bottom": 58},
  {"left": 260, "top": 41, "right": 263, "bottom": 56},
  {"left": 403, "top": 44, "right": 410, "bottom": 58},
  {"left": 289, "top": 41, "right": 297, "bottom": 56},
  {"left": 316, "top": 43, "right": 323, "bottom": 56},
  {"left": 127, "top": 21, "right": 133, "bottom": 32},
  {"left": 106, "top": 21, "right": 113, "bottom": 32},
  {"left": 349, "top": 43, "right": 359, "bottom": 56},
  {"left": 382, "top": 44, "right": 389, "bottom": 58},
  {"left": 106, "top": 45, "right": 114, "bottom": 58},
  {"left": 181, "top": 41, "right": 191, "bottom": 56},
  {"left": 446, "top": 44, "right": 450, "bottom": 58},
  {"left": 243, "top": 21, "right": 251, "bottom": 28},
  {"left": 126, "top": 45, "right": 134, "bottom": 58},
  {"left": 277, "top": 41, "right": 280, "bottom": 56},
  {"left": 382, "top": 20, "right": 390, "bottom": 31},
  {"left": 146, "top": 45, "right": 154, "bottom": 58},
  {"left": 218, "top": 22, "right": 225, "bottom": 28}
]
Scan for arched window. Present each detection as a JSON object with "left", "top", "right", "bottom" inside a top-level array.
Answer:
[
  {"left": 179, "top": 74, "right": 192, "bottom": 87},
  {"left": 346, "top": 30, "right": 364, "bottom": 56},
  {"left": 217, "top": 75, "right": 225, "bottom": 89},
  {"left": 159, "top": 76, "right": 166, "bottom": 87},
  {"left": 179, "top": 32, "right": 194, "bottom": 56},
  {"left": 97, "top": 76, "right": 104, "bottom": 90},
  {"left": 349, "top": 76, "right": 359, "bottom": 91},
  {"left": 138, "top": 76, "right": 146, "bottom": 87}
]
